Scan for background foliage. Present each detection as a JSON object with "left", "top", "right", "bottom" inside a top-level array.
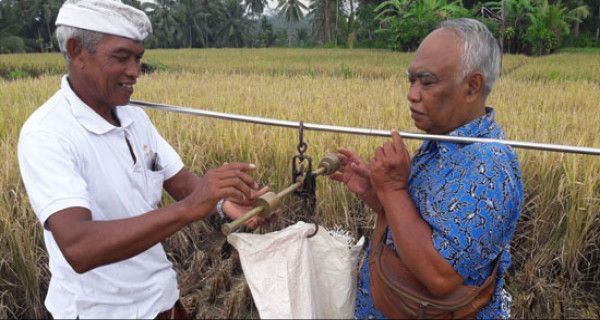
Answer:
[{"left": 0, "top": 0, "right": 599, "bottom": 55}]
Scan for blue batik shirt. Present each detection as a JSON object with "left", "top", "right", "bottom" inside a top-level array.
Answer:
[{"left": 355, "top": 107, "right": 524, "bottom": 319}]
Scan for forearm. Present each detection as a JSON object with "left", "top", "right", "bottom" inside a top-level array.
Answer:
[
  {"left": 379, "top": 189, "right": 463, "bottom": 296},
  {"left": 54, "top": 203, "right": 192, "bottom": 273},
  {"left": 165, "top": 169, "right": 200, "bottom": 201},
  {"left": 357, "top": 191, "right": 384, "bottom": 214}
]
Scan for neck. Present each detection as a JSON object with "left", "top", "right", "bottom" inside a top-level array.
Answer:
[
  {"left": 457, "top": 104, "right": 486, "bottom": 129},
  {"left": 434, "top": 102, "right": 487, "bottom": 135},
  {"left": 67, "top": 75, "right": 120, "bottom": 126}
]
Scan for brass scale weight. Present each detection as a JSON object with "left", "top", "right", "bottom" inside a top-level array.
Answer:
[{"left": 221, "top": 122, "right": 340, "bottom": 236}]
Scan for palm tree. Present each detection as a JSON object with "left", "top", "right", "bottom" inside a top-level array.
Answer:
[
  {"left": 567, "top": 3, "right": 590, "bottom": 37},
  {"left": 486, "top": 0, "right": 534, "bottom": 53},
  {"left": 174, "top": 0, "right": 213, "bottom": 48},
  {"left": 217, "top": 0, "right": 253, "bottom": 47},
  {"left": 309, "top": 0, "right": 332, "bottom": 45},
  {"left": 244, "top": 0, "right": 268, "bottom": 17},
  {"left": 277, "top": 0, "right": 308, "bottom": 46},
  {"left": 525, "top": 0, "right": 570, "bottom": 55},
  {"left": 309, "top": 0, "right": 348, "bottom": 46},
  {"left": 143, "top": 0, "right": 179, "bottom": 48}
]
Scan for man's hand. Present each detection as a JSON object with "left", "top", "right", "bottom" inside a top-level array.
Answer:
[
  {"left": 223, "top": 186, "right": 270, "bottom": 229},
  {"left": 330, "top": 148, "right": 383, "bottom": 213},
  {"left": 181, "top": 163, "right": 259, "bottom": 222},
  {"left": 369, "top": 131, "right": 411, "bottom": 197}
]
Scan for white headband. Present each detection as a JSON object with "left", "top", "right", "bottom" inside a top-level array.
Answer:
[{"left": 56, "top": 0, "right": 152, "bottom": 41}]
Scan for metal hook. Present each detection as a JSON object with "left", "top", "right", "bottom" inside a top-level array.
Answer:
[
  {"left": 307, "top": 222, "right": 319, "bottom": 238},
  {"left": 297, "top": 121, "right": 307, "bottom": 156}
]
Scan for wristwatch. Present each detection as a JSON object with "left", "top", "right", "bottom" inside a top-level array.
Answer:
[{"left": 216, "top": 198, "right": 231, "bottom": 222}]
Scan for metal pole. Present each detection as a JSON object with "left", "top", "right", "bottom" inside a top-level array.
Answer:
[{"left": 129, "top": 100, "right": 600, "bottom": 156}]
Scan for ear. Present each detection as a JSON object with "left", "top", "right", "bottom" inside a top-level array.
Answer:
[
  {"left": 465, "top": 72, "right": 484, "bottom": 103},
  {"left": 66, "top": 38, "right": 85, "bottom": 69}
]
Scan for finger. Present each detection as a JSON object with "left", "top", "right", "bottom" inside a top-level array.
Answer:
[
  {"left": 329, "top": 172, "right": 344, "bottom": 182},
  {"left": 219, "top": 187, "right": 246, "bottom": 201},
  {"left": 251, "top": 186, "right": 270, "bottom": 199},
  {"left": 219, "top": 170, "right": 259, "bottom": 189},
  {"left": 218, "top": 177, "right": 254, "bottom": 199},
  {"left": 351, "top": 162, "right": 370, "bottom": 177},
  {"left": 337, "top": 148, "right": 355, "bottom": 158},
  {"left": 374, "top": 146, "right": 384, "bottom": 160},
  {"left": 265, "top": 213, "right": 278, "bottom": 225},
  {"left": 229, "top": 198, "right": 254, "bottom": 207},
  {"left": 220, "top": 162, "right": 257, "bottom": 172},
  {"left": 237, "top": 171, "right": 260, "bottom": 189},
  {"left": 382, "top": 141, "right": 395, "bottom": 157},
  {"left": 333, "top": 152, "right": 350, "bottom": 168},
  {"left": 391, "top": 130, "right": 406, "bottom": 152},
  {"left": 246, "top": 216, "right": 263, "bottom": 229},
  {"left": 338, "top": 148, "right": 364, "bottom": 164},
  {"left": 226, "top": 195, "right": 254, "bottom": 207}
]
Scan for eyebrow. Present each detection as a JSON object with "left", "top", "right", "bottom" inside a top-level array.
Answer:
[
  {"left": 406, "top": 69, "right": 438, "bottom": 79},
  {"left": 112, "top": 48, "right": 145, "bottom": 56}
]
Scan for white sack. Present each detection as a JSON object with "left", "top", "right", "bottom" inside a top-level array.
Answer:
[{"left": 227, "top": 221, "right": 365, "bottom": 319}]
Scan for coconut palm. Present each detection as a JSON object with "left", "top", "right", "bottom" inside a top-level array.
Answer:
[
  {"left": 308, "top": 0, "right": 330, "bottom": 44},
  {"left": 143, "top": 0, "right": 179, "bottom": 48},
  {"left": 277, "top": 0, "right": 308, "bottom": 46},
  {"left": 216, "top": 0, "right": 254, "bottom": 48},
  {"left": 485, "top": 0, "right": 535, "bottom": 53},
  {"left": 244, "top": 0, "right": 268, "bottom": 17},
  {"left": 173, "top": 0, "right": 213, "bottom": 48},
  {"left": 525, "top": 0, "right": 570, "bottom": 55},
  {"left": 567, "top": 3, "right": 590, "bottom": 37},
  {"left": 309, "top": 0, "right": 348, "bottom": 46}
]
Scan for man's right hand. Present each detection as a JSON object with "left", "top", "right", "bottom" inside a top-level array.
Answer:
[
  {"left": 329, "top": 148, "right": 383, "bottom": 214},
  {"left": 181, "top": 162, "right": 259, "bottom": 222}
]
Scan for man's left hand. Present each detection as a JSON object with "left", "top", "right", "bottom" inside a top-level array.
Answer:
[
  {"left": 223, "top": 186, "right": 270, "bottom": 229},
  {"left": 369, "top": 130, "right": 411, "bottom": 195}
]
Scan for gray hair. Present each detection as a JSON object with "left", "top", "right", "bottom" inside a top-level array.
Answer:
[
  {"left": 440, "top": 18, "right": 501, "bottom": 96},
  {"left": 55, "top": 25, "right": 107, "bottom": 66}
]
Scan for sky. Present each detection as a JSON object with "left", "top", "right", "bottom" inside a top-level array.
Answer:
[{"left": 138, "top": 1, "right": 309, "bottom": 15}]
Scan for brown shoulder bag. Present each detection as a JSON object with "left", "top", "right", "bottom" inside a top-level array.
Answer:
[{"left": 368, "top": 214, "right": 500, "bottom": 319}]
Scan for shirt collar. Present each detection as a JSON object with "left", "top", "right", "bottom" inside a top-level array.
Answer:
[
  {"left": 417, "top": 107, "right": 501, "bottom": 156},
  {"left": 62, "top": 75, "right": 134, "bottom": 135}
]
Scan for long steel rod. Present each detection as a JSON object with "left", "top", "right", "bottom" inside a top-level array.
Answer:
[{"left": 130, "top": 100, "right": 600, "bottom": 156}]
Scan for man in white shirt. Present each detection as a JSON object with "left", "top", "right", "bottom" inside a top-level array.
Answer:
[{"left": 17, "top": 1, "right": 265, "bottom": 318}]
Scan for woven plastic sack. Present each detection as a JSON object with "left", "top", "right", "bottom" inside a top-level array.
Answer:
[{"left": 227, "top": 221, "right": 365, "bottom": 319}]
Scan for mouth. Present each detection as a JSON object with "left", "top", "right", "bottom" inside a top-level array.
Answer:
[
  {"left": 410, "top": 107, "right": 425, "bottom": 117},
  {"left": 118, "top": 82, "right": 135, "bottom": 94}
]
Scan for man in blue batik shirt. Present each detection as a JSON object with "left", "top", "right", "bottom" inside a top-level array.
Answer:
[{"left": 331, "top": 18, "right": 523, "bottom": 319}]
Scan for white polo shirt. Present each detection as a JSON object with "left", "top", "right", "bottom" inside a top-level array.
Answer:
[{"left": 18, "top": 76, "right": 184, "bottom": 319}]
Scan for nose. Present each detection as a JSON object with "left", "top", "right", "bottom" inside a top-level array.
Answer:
[
  {"left": 125, "top": 59, "right": 141, "bottom": 78},
  {"left": 407, "top": 83, "right": 421, "bottom": 103}
]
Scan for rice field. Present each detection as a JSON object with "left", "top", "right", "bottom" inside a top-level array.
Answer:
[{"left": 1, "top": 48, "right": 599, "bottom": 318}]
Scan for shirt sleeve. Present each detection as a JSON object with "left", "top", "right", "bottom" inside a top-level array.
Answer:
[
  {"left": 428, "top": 145, "right": 522, "bottom": 283},
  {"left": 18, "top": 131, "right": 90, "bottom": 229}
]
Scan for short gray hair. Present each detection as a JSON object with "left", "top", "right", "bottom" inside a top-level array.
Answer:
[
  {"left": 55, "top": 25, "right": 107, "bottom": 66},
  {"left": 440, "top": 18, "right": 501, "bottom": 96}
]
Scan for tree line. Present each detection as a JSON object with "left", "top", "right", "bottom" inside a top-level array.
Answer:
[{"left": 0, "top": 0, "right": 599, "bottom": 55}]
